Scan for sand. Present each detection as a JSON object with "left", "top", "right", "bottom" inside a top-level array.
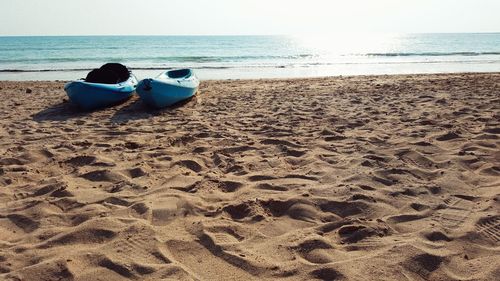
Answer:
[{"left": 0, "top": 73, "right": 499, "bottom": 281}]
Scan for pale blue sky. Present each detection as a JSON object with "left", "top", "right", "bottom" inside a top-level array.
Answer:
[{"left": 1, "top": 0, "right": 499, "bottom": 35}]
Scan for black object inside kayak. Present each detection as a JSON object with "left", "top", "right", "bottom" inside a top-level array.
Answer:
[{"left": 85, "top": 63, "right": 131, "bottom": 84}]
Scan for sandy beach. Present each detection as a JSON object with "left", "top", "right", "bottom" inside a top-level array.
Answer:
[{"left": 0, "top": 73, "right": 499, "bottom": 280}]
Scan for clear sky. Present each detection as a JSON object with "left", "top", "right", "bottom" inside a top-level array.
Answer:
[{"left": 1, "top": 0, "right": 499, "bottom": 36}]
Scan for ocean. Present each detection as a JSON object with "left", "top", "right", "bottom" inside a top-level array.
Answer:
[{"left": 1, "top": 33, "right": 500, "bottom": 80}]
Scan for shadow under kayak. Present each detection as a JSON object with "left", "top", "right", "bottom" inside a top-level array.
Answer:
[{"left": 137, "top": 69, "right": 199, "bottom": 108}]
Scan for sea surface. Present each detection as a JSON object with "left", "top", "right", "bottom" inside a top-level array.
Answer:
[{"left": 1, "top": 34, "right": 500, "bottom": 80}]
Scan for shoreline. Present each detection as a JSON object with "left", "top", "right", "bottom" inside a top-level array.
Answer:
[
  {"left": 1, "top": 73, "right": 499, "bottom": 280},
  {"left": 1, "top": 71, "right": 500, "bottom": 82},
  {"left": 2, "top": 64, "right": 500, "bottom": 81}
]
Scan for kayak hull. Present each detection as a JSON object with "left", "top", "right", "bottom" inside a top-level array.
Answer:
[
  {"left": 137, "top": 69, "right": 199, "bottom": 108},
  {"left": 64, "top": 76, "right": 138, "bottom": 110}
]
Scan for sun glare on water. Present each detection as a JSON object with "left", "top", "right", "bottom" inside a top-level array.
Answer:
[{"left": 289, "top": 33, "right": 406, "bottom": 57}]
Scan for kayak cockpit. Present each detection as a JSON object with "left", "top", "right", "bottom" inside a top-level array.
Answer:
[{"left": 166, "top": 69, "right": 192, "bottom": 79}]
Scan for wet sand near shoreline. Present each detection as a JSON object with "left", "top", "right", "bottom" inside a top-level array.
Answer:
[{"left": 0, "top": 73, "right": 499, "bottom": 280}]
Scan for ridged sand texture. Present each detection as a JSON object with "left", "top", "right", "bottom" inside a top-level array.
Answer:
[{"left": 0, "top": 73, "right": 499, "bottom": 280}]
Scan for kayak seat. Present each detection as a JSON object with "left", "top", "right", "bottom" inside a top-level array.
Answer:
[
  {"left": 167, "top": 69, "right": 192, "bottom": 79},
  {"left": 100, "top": 63, "right": 131, "bottom": 82},
  {"left": 85, "top": 68, "right": 120, "bottom": 84}
]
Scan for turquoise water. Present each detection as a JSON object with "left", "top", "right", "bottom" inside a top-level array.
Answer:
[{"left": 1, "top": 34, "right": 500, "bottom": 80}]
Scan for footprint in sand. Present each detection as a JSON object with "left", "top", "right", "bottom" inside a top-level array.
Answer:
[
  {"left": 424, "top": 231, "right": 453, "bottom": 242},
  {"left": 436, "top": 131, "right": 462, "bottom": 141},
  {"left": 432, "top": 196, "right": 474, "bottom": 230},
  {"left": 125, "top": 167, "right": 148, "bottom": 178},
  {"left": 66, "top": 155, "right": 116, "bottom": 167},
  {"left": 172, "top": 159, "right": 204, "bottom": 173},
  {"left": 101, "top": 225, "right": 171, "bottom": 266},
  {"left": 318, "top": 200, "right": 370, "bottom": 218},
  {"left": 151, "top": 198, "right": 197, "bottom": 225},
  {"left": 337, "top": 224, "right": 383, "bottom": 244},
  {"left": 217, "top": 180, "right": 244, "bottom": 193},
  {"left": 202, "top": 223, "right": 246, "bottom": 245},
  {"left": 475, "top": 216, "right": 500, "bottom": 243},
  {"left": 37, "top": 226, "right": 117, "bottom": 249},
  {"left": 32, "top": 182, "right": 72, "bottom": 198},
  {"left": 256, "top": 183, "right": 288, "bottom": 192},
  {"left": 292, "top": 238, "right": 335, "bottom": 264},
  {"left": 80, "top": 170, "right": 127, "bottom": 182},
  {"left": 223, "top": 202, "right": 254, "bottom": 220},
  {"left": 248, "top": 175, "right": 278, "bottom": 182},
  {"left": 397, "top": 150, "right": 443, "bottom": 169},
  {"left": 7, "top": 214, "right": 40, "bottom": 233},
  {"left": 65, "top": 155, "right": 98, "bottom": 166},
  {"left": 310, "top": 267, "right": 345, "bottom": 281},
  {"left": 403, "top": 253, "right": 444, "bottom": 280}
]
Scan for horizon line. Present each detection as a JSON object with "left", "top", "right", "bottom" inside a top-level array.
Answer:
[{"left": 1, "top": 31, "right": 500, "bottom": 37}]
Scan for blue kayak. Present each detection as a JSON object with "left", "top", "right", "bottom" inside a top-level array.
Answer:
[
  {"left": 137, "top": 69, "right": 199, "bottom": 108},
  {"left": 64, "top": 63, "right": 138, "bottom": 110}
]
